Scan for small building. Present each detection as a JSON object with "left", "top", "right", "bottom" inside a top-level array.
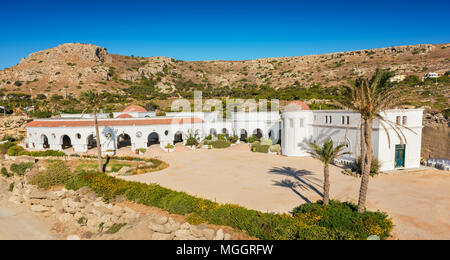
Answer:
[
  {"left": 389, "top": 75, "right": 405, "bottom": 82},
  {"left": 423, "top": 72, "right": 438, "bottom": 80}
]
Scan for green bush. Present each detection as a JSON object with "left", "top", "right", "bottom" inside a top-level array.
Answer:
[
  {"left": 9, "top": 182, "right": 14, "bottom": 192},
  {"left": 211, "top": 140, "right": 231, "bottom": 149},
  {"left": 353, "top": 157, "right": 381, "bottom": 176},
  {"left": 1, "top": 167, "right": 11, "bottom": 178},
  {"left": 5, "top": 145, "right": 65, "bottom": 157},
  {"left": 227, "top": 135, "right": 239, "bottom": 144},
  {"left": 31, "top": 161, "right": 75, "bottom": 189},
  {"left": 65, "top": 171, "right": 392, "bottom": 240},
  {"left": 185, "top": 136, "right": 198, "bottom": 146},
  {"left": 293, "top": 200, "right": 393, "bottom": 239},
  {"left": 7, "top": 145, "right": 25, "bottom": 156},
  {"left": 245, "top": 135, "right": 260, "bottom": 143},
  {"left": 164, "top": 143, "right": 174, "bottom": 149},
  {"left": 251, "top": 143, "right": 270, "bottom": 153},
  {"left": 10, "top": 162, "right": 34, "bottom": 176}
]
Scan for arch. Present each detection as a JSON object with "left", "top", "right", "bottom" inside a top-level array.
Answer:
[
  {"left": 147, "top": 132, "right": 160, "bottom": 146},
  {"left": 222, "top": 128, "right": 229, "bottom": 136},
  {"left": 268, "top": 130, "right": 273, "bottom": 139},
  {"left": 253, "top": 128, "right": 263, "bottom": 139},
  {"left": 117, "top": 133, "right": 132, "bottom": 149},
  {"left": 87, "top": 134, "right": 97, "bottom": 149},
  {"left": 41, "top": 134, "right": 49, "bottom": 149},
  {"left": 239, "top": 129, "right": 248, "bottom": 142},
  {"left": 209, "top": 128, "right": 217, "bottom": 137},
  {"left": 174, "top": 131, "right": 184, "bottom": 144},
  {"left": 61, "top": 135, "right": 72, "bottom": 149}
]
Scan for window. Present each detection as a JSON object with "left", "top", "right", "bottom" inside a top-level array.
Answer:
[
  {"left": 165, "top": 130, "right": 169, "bottom": 136},
  {"left": 299, "top": 118, "right": 304, "bottom": 128},
  {"left": 396, "top": 116, "right": 401, "bottom": 125},
  {"left": 76, "top": 133, "right": 81, "bottom": 139},
  {"left": 342, "top": 116, "right": 345, "bottom": 125},
  {"left": 402, "top": 116, "right": 407, "bottom": 125},
  {"left": 329, "top": 116, "right": 332, "bottom": 124},
  {"left": 325, "top": 116, "right": 328, "bottom": 124},
  {"left": 347, "top": 116, "right": 350, "bottom": 125}
]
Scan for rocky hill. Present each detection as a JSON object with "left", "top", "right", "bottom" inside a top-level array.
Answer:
[{"left": 1, "top": 42, "right": 449, "bottom": 97}]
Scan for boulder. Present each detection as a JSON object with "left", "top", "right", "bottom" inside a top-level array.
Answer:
[
  {"left": 152, "top": 232, "right": 175, "bottom": 240},
  {"left": 28, "top": 188, "right": 47, "bottom": 199},
  {"left": 214, "top": 229, "right": 224, "bottom": 240},
  {"left": 31, "top": 204, "right": 49, "bottom": 212},
  {"left": 148, "top": 223, "right": 172, "bottom": 234}
]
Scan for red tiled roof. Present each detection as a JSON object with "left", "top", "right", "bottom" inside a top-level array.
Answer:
[
  {"left": 122, "top": 105, "right": 147, "bottom": 113},
  {"left": 26, "top": 118, "right": 204, "bottom": 128},
  {"left": 286, "top": 100, "right": 310, "bottom": 110},
  {"left": 116, "top": 113, "right": 133, "bottom": 118}
]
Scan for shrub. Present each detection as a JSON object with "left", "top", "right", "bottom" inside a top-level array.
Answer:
[
  {"left": 353, "top": 157, "right": 381, "bottom": 176},
  {"left": 31, "top": 161, "right": 75, "bottom": 189},
  {"left": 10, "top": 162, "right": 34, "bottom": 176},
  {"left": 204, "top": 135, "right": 212, "bottom": 141},
  {"left": 211, "top": 140, "right": 231, "bottom": 149},
  {"left": 1, "top": 167, "right": 11, "bottom": 178},
  {"left": 251, "top": 143, "right": 270, "bottom": 153},
  {"left": 245, "top": 135, "right": 260, "bottom": 143},
  {"left": 293, "top": 200, "right": 393, "bottom": 239},
  {"left": 217, "top": 134, "right": 227, "bottom": 141},
  {"left": 138, "top": 148, "right": 147, "bottom": 154},
  {"left": 185, "top": 136, "right": 198, "bottom": 146},
  {"left": 9, "top": 182, "right": 14, "bottom": 192},
  {"left": 227, "top": 135, "right": 239, "bottom": 144},
  {"left": 269, "top": 144, "right": 281, "bottom": 153},
  {"left": 260, "top": 138, "right": 273, "bottom": 146},
  {"left": 7, "top": 145, "right": 25, "bottom": 156}
]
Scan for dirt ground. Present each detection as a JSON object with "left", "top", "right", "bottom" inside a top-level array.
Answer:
[
  {"left": 0, "top": 178, "right": 60, "bottom": 240},
  {"left": 121, "top": 143, "right": 450, "bottom": 240}
]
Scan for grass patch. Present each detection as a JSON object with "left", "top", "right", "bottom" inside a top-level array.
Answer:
[{"left": 105, "top": 223, "right": 127, "bottom": 234}]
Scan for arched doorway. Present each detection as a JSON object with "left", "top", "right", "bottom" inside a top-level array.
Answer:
[
  {"left": 253, "top": 128, "right": 263, "bottom": 139},
  {"left": 209, "top": 128, "right": 217, "bottom": 137},
  {"left": 147, "top": 132, "right": 160, "bottom": 146},
  {"left": 174, "top": 131, "right": 184, "bottom": 144},
  {"left": 87, "top": 134, "right": 97, "bottom": 149},
  {"left": 117, "top": 133, "right": 131, "bottom": 149},
  {"left": 41, "top": 135, "right": 49, "bottom": 149},
  {"left": 222, "top": 128, "right": 229, "bottom": 136},
  {"left": 240, "top": 129, "right": 248, "bottom": 142},
  {"left": 61, "top": 135, "right": 72, "bottom": 149}
]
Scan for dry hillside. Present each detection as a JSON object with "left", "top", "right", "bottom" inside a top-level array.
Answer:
[{"left": 0, "top": 42, "right": 449, "bottom": 97}]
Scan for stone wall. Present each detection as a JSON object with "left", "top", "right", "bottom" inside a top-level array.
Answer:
[{"left": 6, "top": 178, "right": 235, "bottom": 240}]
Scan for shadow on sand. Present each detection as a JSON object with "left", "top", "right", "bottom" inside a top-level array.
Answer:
[{"left": 269, "top": 166, "right": 323, "bottom": 204}]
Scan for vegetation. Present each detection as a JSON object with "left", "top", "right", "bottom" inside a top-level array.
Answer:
[
  {"left": 211, "top": 139, "right": 231, "bottom": 149},
  {"left": 308, "top": 139, "right": 350, "bottom": 205},
  {"left": 1, "top": 167, "right": 11, "bottom": 178},
  {"left": 31, "top": 161, "right": 75, "bottom": 189},
  {"left": 353, "top": 157, "right": 381, "bottom": 177},
  {"left": 10, "top": 162, "right": 34, "bottom": 176},
  {"left": 63, "top": 171, "right": 392, "bottom": 240},
  {"left": 335, "top": 68, "right": 415, "bottom": 212}
]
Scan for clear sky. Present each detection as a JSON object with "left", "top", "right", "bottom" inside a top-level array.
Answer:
[{"left": 1, "top": 0, "right": 449, "bottom": 69}]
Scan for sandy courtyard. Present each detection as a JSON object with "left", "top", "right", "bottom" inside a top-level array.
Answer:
[{"left": 121, "top": 143, "right": 450, "bottom": 240}]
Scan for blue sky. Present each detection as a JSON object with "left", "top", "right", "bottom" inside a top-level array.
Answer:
[{"left": 0, "top": 0, "right": 449, "bottom": 69}]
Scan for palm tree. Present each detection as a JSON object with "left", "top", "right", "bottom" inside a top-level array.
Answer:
[
  {"left": 80, "top": 91, "right": 104, "bottom": 173},
  {"left": 308, "top": 139, "right": 350, "bottom": 205},
  {"left": 335, "top": 68, "right": 415, "bottom": 212}
]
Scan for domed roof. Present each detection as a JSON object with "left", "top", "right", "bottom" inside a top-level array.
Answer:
[
  {"left": 116, "top": 113, "right": 134, "bottom": 118},
  {"left": 284, "top": 100, "right": 310, "bottom": 111},
  {"left": 122, "top": 105, "right": 147, "bottom": 113}
]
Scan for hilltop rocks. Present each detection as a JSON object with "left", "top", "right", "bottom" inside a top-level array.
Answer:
[{"left": 0, "top": 116, "right": 30, "bottom": 140}]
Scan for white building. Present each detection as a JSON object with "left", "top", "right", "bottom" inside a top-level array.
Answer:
[
  {"left": 423, "top": 72, "right": 438, "bottom": 80},
  {"left": 25, "top": 103, "right": 423, "bottom": 171}
]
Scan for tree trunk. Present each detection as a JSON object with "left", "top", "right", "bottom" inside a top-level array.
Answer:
[
  {"left": 357, "top": 118, "right": 373, "bottom": 212},
  {"left": 94, "top": 108, "right": 103, "bottom": 172},
  {"left": 323, "top": 165, "right": 330, "bottom": 206}
]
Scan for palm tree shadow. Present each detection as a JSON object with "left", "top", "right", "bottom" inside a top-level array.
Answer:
[
  {"left": 269, "top": 166, "right": 323, "bottom": 200},
  {"left": 273, "top": 179, "right": 312, "bottom": 204}
]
